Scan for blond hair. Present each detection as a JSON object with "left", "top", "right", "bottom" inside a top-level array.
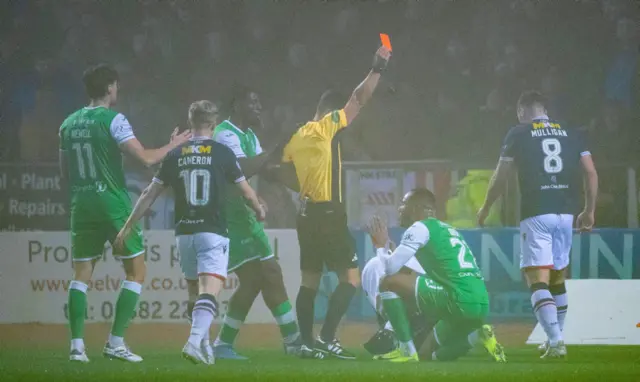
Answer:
[{"left": 188, "top": 100, "right": 218, "bottom": 127}]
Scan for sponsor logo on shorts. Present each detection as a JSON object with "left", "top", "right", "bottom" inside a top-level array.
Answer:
[
  {"left": 403, "top": 232, "right": 414, "bottom": 242},
  {"left": 522, "top": 232, "right": 527, "bottom": 241},
  {"left": 352, "top": 253, "right": 358, "bottom": 262}
]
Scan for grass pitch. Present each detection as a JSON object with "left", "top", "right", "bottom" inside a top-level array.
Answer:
[
  {"left": 2, "top": 346, "right": 640, "bottom": 381},
  {"left": 2, "top": 323, "right": 639, "bottom": 381}
]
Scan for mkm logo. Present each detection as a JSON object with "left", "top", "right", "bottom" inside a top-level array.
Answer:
[{"left": 182, "top": 145, "right": 211, "bottom": 155}]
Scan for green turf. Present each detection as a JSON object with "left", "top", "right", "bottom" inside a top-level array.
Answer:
[{"left": 1, "top": 347, "right": 640, "bottom": 382}]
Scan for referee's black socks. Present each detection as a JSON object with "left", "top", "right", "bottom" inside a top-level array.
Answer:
[
  {"left": 320, "top": 282, "right": 356, "bottom": 342},
  {"left": 296, "top": 286, "right": 317, "bottom": 346}
]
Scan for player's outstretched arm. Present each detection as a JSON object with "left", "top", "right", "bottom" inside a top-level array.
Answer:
[
  {"left": 120, "top": 128, "right": 192, "bottom": 167},
  {"left": 478, "top": 160, "right": 513, "bottom": 227},
  {"left": 236, "top": 154, "right": 271, "bottom": 179},
  {"left": 262, "top": 162, "right": 300, "bottom": 192},
  {"left": 577, "top": 154, "right": 598, "bottom": 231},
  {"left": 236, "top": 180, "right": 266, "bottom": 222},
  {"left": 343, "top": 46, "right": 391, "bottom": 125},
  {"left": 114, "top": 181, "right": 165, "bottom": 251}
]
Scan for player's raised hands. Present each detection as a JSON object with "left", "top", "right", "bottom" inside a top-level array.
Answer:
[
  {"left": 372, "top": 46, "right": 391, "bottom": 73},
  {"left": 367, "top": 215, "right": 389, "bottom": 249},
  {"left": 576, "top": 210, "right": 595, "bottom": 233},
  {"left": 170, "top": 127, "right": 192, "bottom": 146}
]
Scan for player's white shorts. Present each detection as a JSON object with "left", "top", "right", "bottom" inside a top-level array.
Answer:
[
  {"left": 176, "top": 233, "right": 230, "bottom": 281},
  {"left": 361, "top": 255, "right": 425, "bottom": 312},
  {"left": 519, "top": 214, "right": 573, "bottom": 270}
]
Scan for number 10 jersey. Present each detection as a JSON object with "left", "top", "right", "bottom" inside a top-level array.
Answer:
[
  {"left": 153, "top": 138, "right": 246, "bottom": 236},
  {"left": 499, "top": 118, "right": 590, "bottom": 220}
]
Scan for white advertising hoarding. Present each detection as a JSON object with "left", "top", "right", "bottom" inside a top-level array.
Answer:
[{"left": 0, "top": 230, "right": 301, "bottom": 324}]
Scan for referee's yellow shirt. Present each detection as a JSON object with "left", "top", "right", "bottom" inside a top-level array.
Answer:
[{"left": 282, "top": 109, "right": 348, "bottom": 203}]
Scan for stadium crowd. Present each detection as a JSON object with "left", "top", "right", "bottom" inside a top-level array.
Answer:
[{"left": 0, "top": 0, "right": 638, "bottom": 228}]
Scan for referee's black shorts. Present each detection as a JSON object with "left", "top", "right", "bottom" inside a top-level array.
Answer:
[{"left": 296, "top": 201, "right": 358, "bottom": 273}]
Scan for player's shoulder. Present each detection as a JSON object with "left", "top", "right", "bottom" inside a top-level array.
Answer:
[
  {"left": 87, "top": 106, "right": 121, "bottom": 122},
  {"left": 214, "top": 124, "right": 241, "bottom": 141},
  {"left": 213, "top": 120, "right": 234, "bottom": 135},
  {"left": 59, "top": 108, "right": 83, "bottom": 131},
  {"left": 212, "top": 139, "right": 236, "bottom": 155},
  {"left": 297, "top": 112, "right": 338, "bottom": 135},
  {"left": 318, "top": 110, "right": 345, "bottom": 126},
  {"left": 505, "top": 122, "right": 531, "bottom": 136},
  {"left": 403, "top": 220, "right": 431, "bottom": 237}
]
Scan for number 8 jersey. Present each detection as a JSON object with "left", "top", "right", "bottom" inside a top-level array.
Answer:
[
  {"left": 59, "top": 107, "right": 136, "bottom": 222},
  {"left": 153, "top": 138, "right": 245, "bottom": 236},
  {"left": 499, "top": 118, "right": 590, "bottom": 220}
]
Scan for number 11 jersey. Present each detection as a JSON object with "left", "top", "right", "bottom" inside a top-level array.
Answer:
[
  {"left": 153, "top": 138, "right": 245, "bottom": 236},
  {"left": 499, "top": 118, "right": 590, "bottom": 220},
  {"left": 59, "top": 106, "right": 136, "bottom": 223}
]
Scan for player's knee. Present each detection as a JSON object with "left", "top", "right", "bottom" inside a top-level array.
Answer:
[
  {"left": 550, "top": 268, "right": 566, "bottom": 285},
  {"left": 186, "top": 279, "right": 199, "bottom": 300},
  {"left": 123, "top": 255, "right": 146, "bottom": 283},
  {"left": 126, "top": 266, "right": 146, "bottom": 284},
  {"left": 524, "top": 267, "right": 550, "bottom": 286},
  {"left": 529, "top": 282, "right": 549, "bottom": 293},
  {"left": 260, "top": 258, "right": 285, "bottom": 288},
  {"left": 339, "top": 268, "right": 360, "bottom": 288},
  {"left": 549, "top": 282, "right": 566, "bottom": 295},
  {"left": 300, "top": 271, "right": 321, "bottom": 291},
  {"left": 72, "top": 262, "right": 93, "bottom": 283}
]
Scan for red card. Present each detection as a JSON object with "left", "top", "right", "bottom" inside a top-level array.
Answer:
[{"left": 379, "top": 33, "right": 392, "bottom": 51}]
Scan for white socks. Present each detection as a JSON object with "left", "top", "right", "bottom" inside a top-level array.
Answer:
[
  {"left": 188, "top": 294, "right": 218, "bottom": 346},
  {"left": 71, "top": 338, "right": 85, "bottom": 352},
  {"left": 531, "top": 284, "right": 562, "bottom": 345},
  {"left": 108, "top": 334, "right": 125, "bottom": 347},
  {"left": 551, "top": 283, "right": 568, "bottom": 333}
]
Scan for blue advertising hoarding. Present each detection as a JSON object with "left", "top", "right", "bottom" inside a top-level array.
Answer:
[{"left": 314, "top": 228, "right": 639, "bottom": 322}]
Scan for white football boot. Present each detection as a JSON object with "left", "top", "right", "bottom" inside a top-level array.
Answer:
[
  {"left": 69, "top": 349, "right": 90, "bottom": 363},
  {"left": 103, "top": 342, "right": 143, "bottom": 363}
]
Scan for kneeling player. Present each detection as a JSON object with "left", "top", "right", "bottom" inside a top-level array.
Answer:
[
  {"left": 367, "top": 188, "right": 506, "bottom": 362},
  {"left": 361, "top": 250, "right": 504, "bottom": 362},
  {"left": 361, "top": 253, "right": 430, "bottom": 356},
  {"left": 115, "top": 101, "right": 265, "bottom": 365}
]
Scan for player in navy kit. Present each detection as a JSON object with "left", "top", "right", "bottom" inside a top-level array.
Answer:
[
  {"left": 477, "top": 91, "right": 598, "bottom": 359},
  {"left": 114, "top": 100, "right": 265, "bottom": 365}
]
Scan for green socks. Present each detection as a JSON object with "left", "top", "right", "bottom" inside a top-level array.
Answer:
[
  {"left": 271, "top": 300, "right": 300, "bottom": 343},
  {"left": 110, "top": 281, "right": 142, "bottom": 342},
  {"left": 68, "top": 281, "right": 88, "bottom": 350},
  {"left": 381, "top": 291, "right": 417, "bottom": 356},
  {"left": 215, "top": 306, "right": 250, "bottom": 346}
]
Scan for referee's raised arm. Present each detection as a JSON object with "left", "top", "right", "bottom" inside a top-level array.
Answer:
[
  {"left": 343, "top": 45, "right": 391, "bottom": 125},
  {"left": 280, "top": 45, "right": 391, "bottom": 359}
]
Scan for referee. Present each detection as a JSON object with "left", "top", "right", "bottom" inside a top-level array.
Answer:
[{"left": 280, "top": 45, "right": 391, "bottom": 359}]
